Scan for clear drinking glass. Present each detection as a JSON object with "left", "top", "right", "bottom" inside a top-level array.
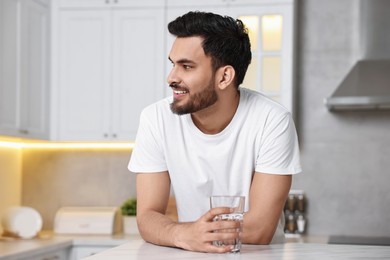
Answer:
[{"left": 210, "top": 196, "right": 245, "bottom": 253}]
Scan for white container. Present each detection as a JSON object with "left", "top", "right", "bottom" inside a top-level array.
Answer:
[
  {"left": 54, "top": 207, "right": 122, "bottom": 235},
  {"left": 1, "top": 206, "right": 43, "bottom": 239},
  {"left": 123, "top": 216, "right": 138, "bottom": 234}
]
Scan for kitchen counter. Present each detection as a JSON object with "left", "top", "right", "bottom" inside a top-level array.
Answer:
[
  {"left": 0, "top": 231, "right": 139, "bottom": 260},
  {"left": 85, "top": 239, "right": 390, "bottom": 260},
  {"left": 0, "top": 235, "right": 72, "bottom": 259}
]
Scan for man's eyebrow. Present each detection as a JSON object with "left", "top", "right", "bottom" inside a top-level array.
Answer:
[{"left": 168, "top": 57, "right": 196, "bottom": 64}]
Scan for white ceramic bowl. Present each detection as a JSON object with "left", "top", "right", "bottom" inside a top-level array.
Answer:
[{"left": 1, "top": 206, "right": 43, "bottom": 239}]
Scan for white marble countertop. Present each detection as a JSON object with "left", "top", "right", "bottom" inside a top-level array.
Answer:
[
  {"left": 0, "top": 231, "right": 139, "bottom": 259},
  {"left": 0, "top": 235, "right": 72, "bottom": 260},
  {"left": 85, "top": 239, "right": 390, "bottom": 260}
]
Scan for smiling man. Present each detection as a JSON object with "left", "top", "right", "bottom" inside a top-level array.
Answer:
[{"left": 128, "top": 11, "right": 301, "bottom": 253}]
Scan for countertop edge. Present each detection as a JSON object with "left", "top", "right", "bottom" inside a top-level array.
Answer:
[
  {"left": 0, "top": 239, "right": 73, "bottom": 260},
  {"left": 0, "top": 232, "right": 139, "bottom": 260}
]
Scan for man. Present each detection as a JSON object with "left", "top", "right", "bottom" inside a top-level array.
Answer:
[{"left": 129, "top": 11, "right": 301, "bottom": 253}]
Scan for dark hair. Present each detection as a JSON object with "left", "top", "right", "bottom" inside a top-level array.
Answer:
[{"left": 168, "top": 11, "right": 252, "bottom": 88}]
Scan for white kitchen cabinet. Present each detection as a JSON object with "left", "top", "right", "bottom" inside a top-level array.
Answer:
[
  {"left": 70, "top": 245, "right": 114, "bottom": 260},
  {"left": 57, "top": 0, "right": 163, "bottom": 9},
  {"left": 166, "top": 0, "right": 296, "bottom": 113},
  {"left": 229, "top": 3, "right": 295, "bottom": 113},
  {"left": 1, "top": 0, "right": 164, "bottom": 142},
  {"left": 52, "top": 0, "right": 165, "bottom": 141},
  {"left": 0, "top": 0, "right": 50, "bottom": 139},
  {"left": 19, "top": 247, "right": 70, "bottom": 260}
]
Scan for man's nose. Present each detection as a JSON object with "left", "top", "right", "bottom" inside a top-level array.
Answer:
[{"left": 167, "top": 66, "right": 179, "bottom": 86}]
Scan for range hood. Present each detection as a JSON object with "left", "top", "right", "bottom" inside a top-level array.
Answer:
[{"left": 324, "top": 0, "right": 390, "bottom": 111}]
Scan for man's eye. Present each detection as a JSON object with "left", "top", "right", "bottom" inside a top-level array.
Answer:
[{"left": 183, "top": 65, "right": 192, "bottom": 69}]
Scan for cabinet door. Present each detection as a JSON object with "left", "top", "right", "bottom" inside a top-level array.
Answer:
[
  {"left": 20, "top": 247, "right": 70, "bottom": 260},
  {"left": 20, "top": 0, "right": 50, "bottom": 139},
  {"left": 111, "top": 8, "right": 165, "bottom": 141},
  {"left": 0, "top": 0, "right": 19, "bottom": 136},
  {"left": 0, "top": 0, "right": 49, "bottom": 139},
  {"left": 70, "top": 245, "right": 113, "bottom": 260},
  {"left": 229, "top": 3, "right": 295, "bottom": 113},
  {"left": 57, "top": 9, "right": 111, "bottom": 141},
  {"left": 58, "top": 0, "right": 164, "bottom": 9}
]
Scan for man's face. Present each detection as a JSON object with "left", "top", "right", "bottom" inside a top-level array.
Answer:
[{"left": 167, "top": 36, "right": 218, "bottom": 115}]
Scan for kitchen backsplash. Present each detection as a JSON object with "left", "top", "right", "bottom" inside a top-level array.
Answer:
[
  {"left": 21, "top": 148, "right": 135, "bottom": 230},
  {"left": 0, "top": 147, "right": 22, "bottom": 233}
]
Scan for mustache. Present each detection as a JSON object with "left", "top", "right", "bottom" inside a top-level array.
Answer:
[{"left": 169, "top": 83, "right": 188, "bottom": 91}]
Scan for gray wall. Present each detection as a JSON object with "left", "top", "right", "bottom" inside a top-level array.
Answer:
[{"left": 292, "top": 0, "right": 390, "bottom": 236}]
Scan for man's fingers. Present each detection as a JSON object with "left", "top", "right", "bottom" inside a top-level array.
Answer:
[
  {"left": 205, "top": 229, "right": 240, "bottom": 241},
  {"left": 203, "top": 207, "right": 232, "bottom": 221},
  {"left": 211, "top": 219, "right": 241, "bottom": 231}
]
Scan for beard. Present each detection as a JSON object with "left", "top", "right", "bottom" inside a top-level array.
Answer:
[{"left": 170, "top": 79, "right": 218, "bottom": 115}]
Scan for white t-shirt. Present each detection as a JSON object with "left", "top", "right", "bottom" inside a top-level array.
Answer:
[{"left": 129, "top": 88, "right": 301, "bottom": 243}]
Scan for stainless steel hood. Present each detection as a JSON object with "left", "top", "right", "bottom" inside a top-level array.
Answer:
[{"left": 324, "top": 0, "right": 390, "bottom": 111}]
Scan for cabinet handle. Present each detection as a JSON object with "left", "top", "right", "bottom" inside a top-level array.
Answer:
[
  {"left": 113, "top": 0, "right": 118, "bottom": 3},
  {"left": 19, "top": 129, "right": 29, "bottom": 135},
  {"left": 104, "top": 133, "right": 108, "bottom": 138},
  {"left": 112, "top": 133, "right": 117, "bottom": 138},
  {"left": 105, "top": 0, "right": 110, "bottom": 4}
]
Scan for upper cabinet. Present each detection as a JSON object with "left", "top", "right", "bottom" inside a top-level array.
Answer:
[
  {"left": 166, "top": 0, "right": 296, "bottom": 113},
  {"left": 52, "top": 0, "right": 165, "bottom": 141},
  {"left": 0, "top": 0, "right": 165, "bottom": 141},
  {"left": 56, "top": 0, "right": 164, "bottom": 9},
  {"left": 0, "top": 0, "right": 50, "bottom": 139}
]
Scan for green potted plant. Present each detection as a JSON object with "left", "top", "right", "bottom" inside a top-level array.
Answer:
[{"left": 120, "top": 198, "right": 138, "bottom": 234}]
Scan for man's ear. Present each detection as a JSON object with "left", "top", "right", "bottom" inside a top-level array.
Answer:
[{"left": 216, "top": 65, "right": 235, "bottom": 90}]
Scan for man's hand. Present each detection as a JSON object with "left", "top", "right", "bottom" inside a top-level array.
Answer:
[{"left": 172, "top": 207, "right": 241, "bottom": 253}]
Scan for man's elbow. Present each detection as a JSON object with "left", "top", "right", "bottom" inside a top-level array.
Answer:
[
  {"left": 136, "top": 215, "right": 148, "bottom": 240},
  {"left": 243, "top": 230, "right": 274, "bottom": 245},
  {"left": 251, "top": 236, "right": 273, "bottom": 245}
]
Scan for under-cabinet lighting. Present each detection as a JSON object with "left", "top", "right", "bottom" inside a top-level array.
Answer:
[
  {"left": 0, "top": 137, "right": 134, "bottom": 149},
  {"left": 0, "top": 141, "right": 24, "bottom": 149},
  {"left": 20, "top": 142, "right": 134, "bottom": 149}
]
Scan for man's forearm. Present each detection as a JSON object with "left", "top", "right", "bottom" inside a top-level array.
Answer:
[{"left": 137, "top": 210, "right": 181, "bottom": 247}]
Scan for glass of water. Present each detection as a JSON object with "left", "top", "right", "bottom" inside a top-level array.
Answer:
[{"left": 210, "top": 196, "right": 245, "bottom": 253}]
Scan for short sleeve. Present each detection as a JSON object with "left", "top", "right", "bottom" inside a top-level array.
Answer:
[
  {"left": 255, "top": 112, "right": 301, "bottom": 175},
  {"left": 128, "top": 107, "right": 167, "bottom": 173}
]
